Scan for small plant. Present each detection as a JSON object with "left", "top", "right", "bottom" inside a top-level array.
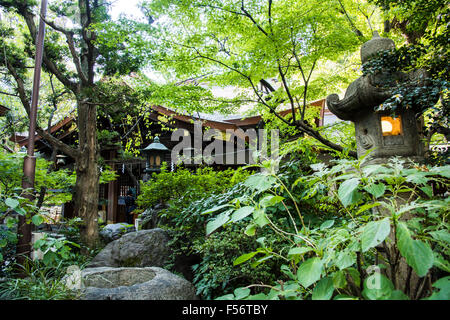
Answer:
[{"left": 0, "top": 258, "right": 81, "bottom": 300}]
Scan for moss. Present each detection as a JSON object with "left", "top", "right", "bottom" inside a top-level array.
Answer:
[{"left": 120, "top": 256, "right": 142, "bottom": 267}]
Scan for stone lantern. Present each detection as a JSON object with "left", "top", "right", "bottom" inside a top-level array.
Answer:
[
  {"left": 141, "top": 136, "right": 170, "bottom": 176},
  {"left": 326, "top": 32, "right": 429, "bottom": 165}
]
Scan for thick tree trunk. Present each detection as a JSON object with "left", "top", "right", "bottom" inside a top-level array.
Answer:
[
  {"left": 73, "top": 100, "right": 99, "bottom": 248},
  {"left": 74, "top": 159, "right": 99, "bottom": 248}
]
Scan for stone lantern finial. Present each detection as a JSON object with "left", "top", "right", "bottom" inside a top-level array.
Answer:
[{"left": 360, "top": 31, "right": 395, "bottom": 65}]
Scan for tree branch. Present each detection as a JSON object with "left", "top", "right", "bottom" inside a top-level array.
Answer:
[
  {"left": 40, "top": 15, "right": 89, "bottom": 84},
  {"left": 240, "top": 0, "right": 269, "bottom": 37},
  {"left": 337, "top": 0, "right": 364, "bottom": 38},
  {"left": 0, "top": 90, "right": 18, "bottom": 97},
  {"left": 35, "top": 127, "right": 78, "bottom": 159},
  {"left": 22, "top": 11, "right": 77, "bottom": 92}
]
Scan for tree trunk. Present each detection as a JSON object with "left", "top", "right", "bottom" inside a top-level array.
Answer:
[{"left": 73, "top": 99, "right": 99, "bottom": 248}]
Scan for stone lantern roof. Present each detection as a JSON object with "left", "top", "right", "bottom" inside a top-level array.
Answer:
[
  {"left": 326, "top": 32, "right": 399, "bottom": 121},
  {"left": 360, "top": 31, "right": 395, "bottom": 65}
]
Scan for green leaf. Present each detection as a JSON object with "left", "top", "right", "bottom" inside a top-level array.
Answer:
[
  {"left": 288, "top": 247, "right": 312, "bottom": 257},
  {"left": 319, "top": 220, "right": 334, "bottom": 230},
  {"left": 427, "top": 276, "right": 450, "bottom": 300},
  {"left": 419, "top": 186, "right": 433, "bottom": 198},
  {"left": 31, "top": 214, "right": 44, "bottom": 226},
  {"left": 206, "top": 212, "right": 230, "bottom": 235},
  {"left": 233, "top": 251, "right": 258, "bottom": 266},
  {"left": 5, "top": 198, "right": 19, "bottom": 209},
  {"left": 405, "top": 172, "right": 430, "bottom": 185},
  {"left": 253, "top": 208, "right": 269, "bottom": 227},
  {"left": 246, "top": 293, "right": 268, "bottom": 300},
  {"left": 312, "top": 276, "right": 334, "bottom": 300},
  {"left": 15, "top": 207, "right": 26, "bottom": 215},
  {"left": 244, "top": 223, "right": 257, "bottom": 236},
  {"left": 397, "top": 222, "right": 434, "bottom": 277},
  {"left": 338, "top": 178, "right": 362, "bottom": 207},
  {"left": 429, "top": 230, "right": 450, "bottom": 244},
  {"left": 233, "top": 287, "right": 251, "bottom": 300},
  {"left": 434, "top": 253, "right": 450, "bottom": 273},
  {"left": 231, "top": 206, "right": 254, "bottom": 222},
  {"left": 333, "top": 294, "right": 358, "bottom": 300},
  {"left": 215, "top": 294, "right": 235, "bottom": 300},
  {"left": 251, "top": 255, "right": 273, "bottom": 268},
  {"left": 0, "top": 238, "right": 7, "bottom": 248},
  {"left": 360, "top": 218, "right": 391, "bottom": 252},
  {"left": 280, "top": 264, "right": 296, "bottom": 280},
  {"left": 332, "top": 270, "right": 347, "bottom": 289},
  {"left": 364, "top": 183, "right": 386, "bottom": 198},
  {"left": 201, "top": 204, "right": 230, "bottom": 215},
  {"left": 244, "top": 174, "right": 276, "bottom": 192},
  {"left": 362, "top": 274, "right": 394, "bottom": 300},
  {"left": 389, "top": 290, "right": 409, "bottom": 300},
  {"left": 430, "top": 165, "right": 450, "bottom": 178},
  {"left": 297, "top": 257, "right": 323, "bottom": 288},
  {"left": 355, "top": 202, "right": 381, "bottom": 215},
  {"left": 336, "top": 250, "right": 356, "bottom": 270},
  {"left": 259, "top": 195, "right": 284, "bottom": 207},
  {"left": 346, "top": 268, "right": 361, "bottom": 287}
]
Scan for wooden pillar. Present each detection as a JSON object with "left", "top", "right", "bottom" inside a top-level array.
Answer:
[{"left": 107, "top": 150, "right": 118, "bottom": 224}]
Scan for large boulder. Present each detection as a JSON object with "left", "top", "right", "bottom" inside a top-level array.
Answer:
[
  {"left": 80, "top": 267, "right": 197, "bottom": 300},
  {"left": 99, "top": 223, "right": 135, "bottom": 243},
  {"left": 88, "top": 228, "right": 170, "bottom": 268}
]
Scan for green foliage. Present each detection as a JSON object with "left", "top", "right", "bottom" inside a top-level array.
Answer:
[
  {"left": 0, "top": 215, "right": 95, "bottom": 300},
  {"left": 106, "top": 0, "right": 383, "bottom": 155},
  {"left": 211, "top": 157, "right": 449, "bottom": 300},
  {"left": 370, "top": 0, "right": 449, "bottom": 79},
  {"left": 137, "top": 164, "right": 250, "bottom": 208},
  {"left": 163, "top": 158, "right": 318, "bottom": 299},
  {"left": 139, "top": 164, "right": 285, "bottom": 299},
  {"left": 32, "top": 234, "right": 81, "bottom": 268},
  {"left": 0, "top": 258, "right": 81, "bottom": 300},
  {"left": 192, "top": 226, "right": 279, "bottom": 300}
]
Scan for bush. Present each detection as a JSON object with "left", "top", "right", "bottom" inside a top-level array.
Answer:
[
  {"left": 208, "top": 157, "right": 449, "bottom": 300},
  {"left": 0, "top": 259, "right": 81, "bottom": 300},
  {"left": 192, "top": 225, "right": 280, "bottom": 299},
  {"left": 137, "top": 164, "right": 251, "bottom": 208},
  {"left": 160, "top": 159, "right": 318, "bottom": 299}
]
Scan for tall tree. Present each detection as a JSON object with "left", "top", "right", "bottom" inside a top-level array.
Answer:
[
  {"left": 131, "top": 0, "right": 383, "bottom": 156},
  {"left": 0, "top": 0, "right": 144, "bottom": 248}
]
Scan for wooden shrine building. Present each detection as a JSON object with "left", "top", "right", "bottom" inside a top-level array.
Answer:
[{"left": 11, "top": 99, "right": 329, "bottom": 224}]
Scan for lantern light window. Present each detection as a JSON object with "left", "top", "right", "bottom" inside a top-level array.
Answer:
[{"left": 381, "top": 116, "right": 402, "bottom": 136}]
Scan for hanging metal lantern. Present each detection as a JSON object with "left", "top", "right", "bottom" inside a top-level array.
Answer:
[{"left": 141, "top": 136, "right": 170, "bottom": 173}]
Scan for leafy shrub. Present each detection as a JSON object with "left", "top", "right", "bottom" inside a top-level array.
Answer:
[
  {"left": 207, "top": 157, "right": 449, "bottom": 300},
  {"left": 161, "top": 159, "right": 319, "bottom": 299},
  {"left": 192, "top": 226, "right": 280, "bottom": 299},
  {"left": 137, "top": 164, "right": 251, "bottom": 208},
  {"left": 0, "top": 259, "right": 81, "bottom": 300}
]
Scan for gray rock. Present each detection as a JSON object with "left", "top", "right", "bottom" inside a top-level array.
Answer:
[
  {"left": 139, "top": 205, "right": 168, "bottom": 230},
  {"left": 88, "top": 228, "right": 170, "bottom": 268},
  {"left": 140, "top": 208, "right": 160, "bottom": 230},
  {"left": 80, "top": 267, "right": 197, "bottom": 300},
  {"left": 99, "top": 223, "right": 135, "bottom": 243}
]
